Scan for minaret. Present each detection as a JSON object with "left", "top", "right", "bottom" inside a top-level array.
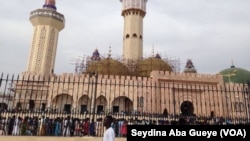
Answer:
[
  {"left": 26, "top": 0, "right": 65, "bottom": 75},
  {"left": 120, "top": 0, "right": 148, "bottom": 63}
]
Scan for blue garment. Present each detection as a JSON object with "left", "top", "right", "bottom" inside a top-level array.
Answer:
[
  {"left": 54, "top": 121, "right": 61, "bottom": 136},
  {"left": 89, "top": 122, "right": 95, "bottom": 136}
]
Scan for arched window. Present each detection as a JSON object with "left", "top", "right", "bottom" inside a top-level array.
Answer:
[
  {"left": 140, "top": 35, "right": 142, "bottom": 39},
  {"left": 133, "top": 34, "right": 137, "bottom": 38},
  {"left": 16, "top": 102, "right": 22, "bottom": 111},
  {"left": 139, "top": 96, "right": 144, "bottom": 107},
  {"left": 126, "top": 34, "right": 130, "bottom": 38}
]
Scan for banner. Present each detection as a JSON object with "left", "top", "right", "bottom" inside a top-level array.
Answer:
[{"left": 127, "top": 125, "right": 250, "bottom": 141}]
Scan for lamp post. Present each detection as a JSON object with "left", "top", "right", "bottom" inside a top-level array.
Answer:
[
  {"left": 90, "top": 72, "right": 98, "bottom": 121},
  {"left": 172, "top": 86, "right": 176, "bottom": 119}
]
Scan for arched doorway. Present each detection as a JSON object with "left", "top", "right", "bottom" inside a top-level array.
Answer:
[
  {"left": 29, "top": 100, "right": 35, "bottom": 111},
  {"left": 0, "top": 102, "right": 8, "bottom": 111},
  {"left": 112, "top": 96, "right": 133, "bottom": 114},
  {"left": 78, "top": 95, "right": 91, "bottom": 114},
  {"left": 52, "top": 94, "right": 73, "bottom": 114},
  {"left": 95, "top": 96, "right": 107, "bottom": 114},
  {"left": 180, "top": 101, "right": 194, "bottom": 116}
]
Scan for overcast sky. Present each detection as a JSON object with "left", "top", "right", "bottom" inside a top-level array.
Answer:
[{"left": 0, "top": 0, "right": 249, "bottom": 76}]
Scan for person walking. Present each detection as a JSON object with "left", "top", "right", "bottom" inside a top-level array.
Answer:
[{"left": 103, "top": 115, "right": 115, "bottom": 141}]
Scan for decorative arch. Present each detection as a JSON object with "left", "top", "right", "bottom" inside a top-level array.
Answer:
[
  {"left": 112, "top": 96, "right": 133, "bottom": 114},
  {"left": 95, "top": 95, "right": 108, "bottom": 114},
  {"left": 78, "top": 95, "right": 91, "bottom": 113},
  {"left": 180, "top": 101, "right": 194, "bottom": 116},
  {"left": 51, "top": 94, "right": 73, "bottom": 113}
]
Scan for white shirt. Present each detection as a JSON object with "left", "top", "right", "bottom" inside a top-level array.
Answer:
[{"left": 103, "top": 127, "right": 115, "bottom": 141}]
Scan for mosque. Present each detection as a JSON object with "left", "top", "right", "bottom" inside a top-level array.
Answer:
[{"left": 1, "top": 0, "right": 250, "bottom": 120}]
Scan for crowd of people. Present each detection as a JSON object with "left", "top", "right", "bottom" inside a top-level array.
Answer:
[
  {"left": 0, "top": 115, "right": 128, "bottom": 137},
  {"left": 0, "top": 114, "right": 249, "bottom": 136}
]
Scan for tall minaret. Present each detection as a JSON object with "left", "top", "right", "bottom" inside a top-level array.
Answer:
[
  {"left": 26, "top": 0, "right": 65, "bottom": 75},
  {"left": 120, "top": 0, "right": 148, "bottom": 63}
]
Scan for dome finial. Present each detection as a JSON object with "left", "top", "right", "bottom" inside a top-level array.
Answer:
[
  {"left": 152, "top": 45, "right": 155, "bottom": 58},
  {"left": 43, "top": 0, "right": 57, "bottom": 10},
  {"left": 231, "top": 60, "right": 235, "bottom": 68},
  {"left": 108, "top": 46, "right": 112, "bottom": 59}
]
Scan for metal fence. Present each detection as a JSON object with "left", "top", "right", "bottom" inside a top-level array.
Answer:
[{"left": 0, "top": 73, "right": 250, "bottom": 136}]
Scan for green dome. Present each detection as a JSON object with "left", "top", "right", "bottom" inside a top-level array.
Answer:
[
  {"left": 86, "top": 58, "right": 131, "bottom": 76},
  {"left": 134, "top": 58, "right": 173, "bottom": 77},
  {"left": 219, "top": 65, "right": 250, "bottom": 83}
]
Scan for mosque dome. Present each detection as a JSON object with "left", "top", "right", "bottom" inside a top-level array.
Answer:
[
  {"left": 219, "top": 65, "right": 250, "bottom": 84},
  {"left": 86, "top": 58, "right": 131, "bottom": 76},
  {"left": 134, "top": 56, "right": 173, "bottom": 77}
]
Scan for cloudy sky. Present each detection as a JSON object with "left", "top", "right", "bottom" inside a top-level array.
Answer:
[{"left": 0, "top": 0, "right": 249, "bottom": 76}]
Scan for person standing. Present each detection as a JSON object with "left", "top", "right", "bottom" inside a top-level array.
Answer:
[
  {"left": 7, "top": 116, "right": 15, "bottom": 135},
  {"left": 111, "top": 118, "right": 118, "bottom": 137},
  {"left": 83, "top": 118, "right": 90, "bottom": 136},
  {"left": 96, "top": 118, "right": 102, "bottom": 136},
  {"left": 89, "top": 119, "right": 96, "bottom": 136},
  {"left": 121, "top": 120, "right": 127, "bottom": 137},
  {"left": 12, "top": 116, "right": 21, "bottom": 135},
  {"left": 63, "top": 116, "right": 70, "bottom": 136},
  {"left": 0, "top": 117, "right": 6, "bottom": 135},
  {"left": 38, "top": 116, "right": 45, "bottom": 136},
  {"left": 103, "top": 115, "right": 115, "bottom": 141}
]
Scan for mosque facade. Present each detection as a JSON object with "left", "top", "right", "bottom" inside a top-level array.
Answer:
[{"left": 1, "top": 0, "right": 249, "bottom": 120}]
